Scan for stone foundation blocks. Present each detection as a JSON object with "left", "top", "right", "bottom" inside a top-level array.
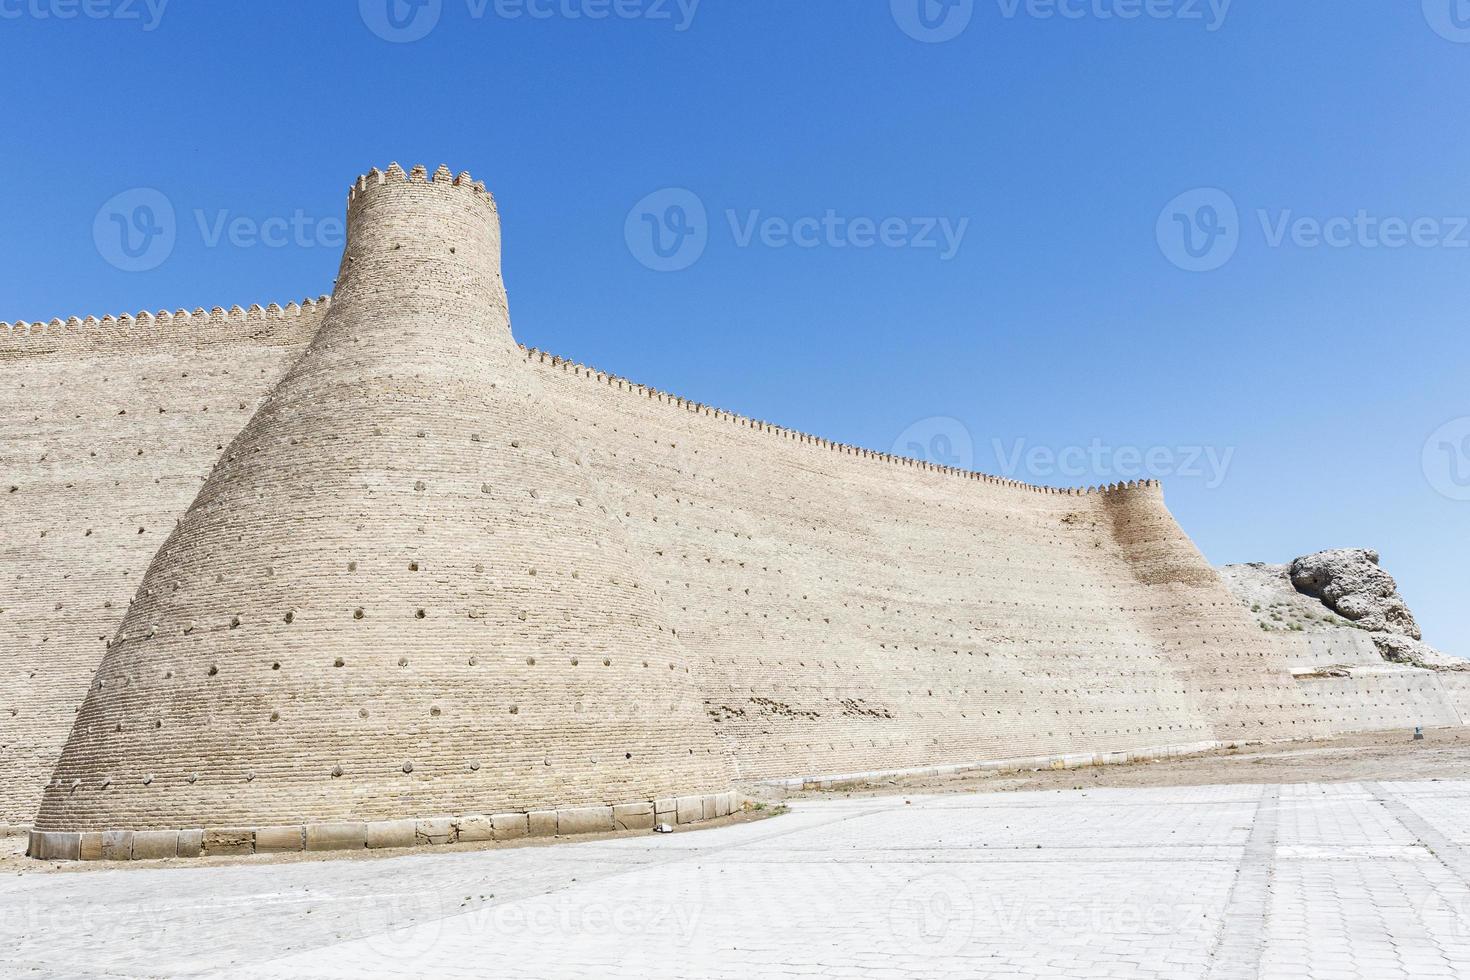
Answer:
[
  {"left": 457, "top": 815, "right": 494, "bottom": 843},
  {"left": 613, "top": 802, "right": 655, "bottom": 831},
  {"left": 31, "top": 831, "right": 81, "bottom": 861},
  {"left": 557, "top": 806, "right": 614, "bottom": 836},
  {"left": 305, "top": 822, "right": 367, "bottom": 852},
  {"left": 415, "top": 818, "right": 456, "bottom": 846},
  {"left": 78, "top": 832, "right": 104, "bottom": 861},
  {"left": 131, "top": 830, "right": 179, "bottom": 860},
  {"left": 528, "top": 810, "right": 558, "bottom": 837},
  {"left": 204, "top": 828, "right": 255, "bottom": 855},
  {"left": 177, "top": 829, "right": 204, "bottom": 858},
  {"left": 366, "top": 820, "right": 416, "bottom": 850},
  {"left": 675, "top": 796, "right": 703, "bottom": 825},
  {"left": 255, "top": 825, "right": 306, "bottom": 854},
  {"left": 491, "top": 813, "right": 529, "bottom": 840},
  {"left": 101, "top": 830, "right": 134, "bottom": 861}
]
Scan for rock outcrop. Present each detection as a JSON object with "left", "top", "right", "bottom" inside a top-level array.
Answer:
[
  {"left": 1289, "top": 548, "right": 1422, "bottom": 639},
  {"left": 1221, "top": 550, "right": 1463, "bottom": 672}
]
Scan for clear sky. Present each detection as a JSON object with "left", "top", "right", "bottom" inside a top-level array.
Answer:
[{"left": 3, "top": 1, "right": 1467, "bottom": 653}]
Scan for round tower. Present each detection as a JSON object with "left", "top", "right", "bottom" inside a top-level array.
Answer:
[{"left": 32, "top": 165, "right": 735, "bottom": 857}]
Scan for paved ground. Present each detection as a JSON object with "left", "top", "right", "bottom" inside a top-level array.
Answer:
[{"left": 6, "top": 781, "right": 1470, "bottom": 979}]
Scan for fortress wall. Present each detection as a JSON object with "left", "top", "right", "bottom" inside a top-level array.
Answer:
[
  {"left": 5, "top": 164, "right": 1356, "bottom": 848},
  {"left": 528, "top": 353, "right": 1330, "bottom": 781},
  {"left": 1293, "top": 672, "right": 1465, "bottom": 734},
  {"left": 0, "top": 303, "right": 325, "bottom": 829},
  {"left": 1435, "top": 674, "right": 1470, "bottom": 725},
  {"left": 1269, "top": 631, "right": 1388, "bottom": 670},
  {"left": 32, "top": 167, "right": 733, "bottom": 837}
]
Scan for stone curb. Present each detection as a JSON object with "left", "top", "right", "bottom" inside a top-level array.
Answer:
[
  {"left": 26, "top": 790, "right": 744, "bottom": 863},
  {"left": 756, "top": 740, "right": 1239, "bottom": 791}
]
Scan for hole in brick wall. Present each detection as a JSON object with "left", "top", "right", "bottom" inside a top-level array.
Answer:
[
  {"left": 402, "top": 762, "right": 414, "bottom": 773},
  {"left": 207, "top": 665, "right": 218, "bottom": 676},
  {"left": 510, "top": 706, "right": 519, "bottom": 714},
  {"left": 331, "top": 766, "right": 343, "bottom": 778},
  {"left": 409, "top": 562, "right": 419, "bottom": 572},
  {"left": 353, "top": 609, "right": 365, "bottom": 620},
  {"left": 430, "top": 707, "right": 441, "bottom": 717},
  {"left": 348, "top": 562, "right": 358, "bottom": 572},
  {"left": 360, "top": 708, "right": 369, "bottom": 718},
  {"left": 415, "top": 609, "right": 426, "bottom": 619},
  {"left": 526, "top": 657, "right": 535, "bottom": 665},
  {"left": 398, "top": 657, "right": 409, "bottom": 667},
  {"left": 334, "top": 658, "right": 345, "bottom": 667},
  {"left": 270, "top": 711, "right": 280, "bottom": 722}
]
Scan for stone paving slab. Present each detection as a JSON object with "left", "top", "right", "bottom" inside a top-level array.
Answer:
[{"left": 4, "top": 781, "right": 1470, "bottom": 979}]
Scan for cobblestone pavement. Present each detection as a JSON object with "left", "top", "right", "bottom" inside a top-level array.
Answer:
[{"left": 5, "top": 781, "right": 1470, "bottom": 979}]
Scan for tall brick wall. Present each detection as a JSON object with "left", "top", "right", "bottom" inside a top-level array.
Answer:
[
  {"left": 529, "top": 355, "right": 1329, "bottom": 782},
  {"left": 4, "top": 163, "right": 1336, "bottom": 843},
  {"left": 31, "top": 166, "right": 733, "bottom": 835},
  {"left": 0, "top": 303, "right": 326, "bottom": 829}
]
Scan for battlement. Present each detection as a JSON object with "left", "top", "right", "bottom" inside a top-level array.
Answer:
[
  {"left": 1, "top": 296, "right": 332, "bottom": 340},
  {"left": 521, "top": 346, "right": 1161, "bottom": 499},
  {"left": 3, "top": 162, "right": 1327, "bottom": 851},
  {"left": 347, "top": 162, "right": 496, "bottom": 210}
]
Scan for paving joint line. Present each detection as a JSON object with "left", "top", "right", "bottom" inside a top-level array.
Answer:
[{"left": 1204, "top": 784, "right": 1280, "bottom": 980}]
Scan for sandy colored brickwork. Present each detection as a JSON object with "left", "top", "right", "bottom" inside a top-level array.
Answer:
[{"left": 0, "top": 164, "right": 1392, "bottom": 851}]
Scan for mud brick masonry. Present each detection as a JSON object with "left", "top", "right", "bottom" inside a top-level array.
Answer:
[{"left": 2, "top": 164, "right": 1450, "bottom": 862}]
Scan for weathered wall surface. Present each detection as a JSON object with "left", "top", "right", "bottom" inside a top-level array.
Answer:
[
  {"left": 0, "top": 303, "right": 325, "bottom": 829},
  {"left": 1295, "top": 671, "right": 1465, "bottom": 733},
  {"left": 32, "top": 167, "right": 733, "bottom": 836},
  {"left": 530, "top": 354, "right": 1330, "bottom": 782},
  {"left": 6, "top": 164, "right": 1339, "bottom": 844}
]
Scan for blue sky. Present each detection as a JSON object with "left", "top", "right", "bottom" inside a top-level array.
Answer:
[{"left": 3, "top": 1, "right": 1467, "bottom": 652}]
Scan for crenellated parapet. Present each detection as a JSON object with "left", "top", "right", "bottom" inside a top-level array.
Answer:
[
  {"left": 347, "top": 162, "right": 495, "bottom": 210},
  {"left": 1, "top": 296, "right": 332, "bottom": 349},
  {"left": 520, "top": 345, "right": 1163, "bottom": 499}
]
